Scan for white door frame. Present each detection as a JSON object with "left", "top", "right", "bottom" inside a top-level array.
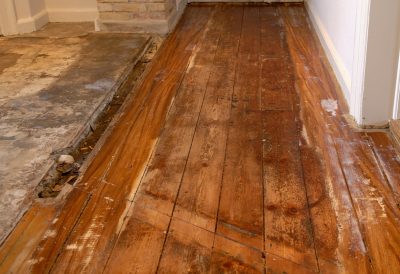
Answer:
[
  {"left": 0, "top": 0, "right": 18, "bottom": 36},
  {"left": 350, "top": 0, "right": 400, "bottom": 127},
  {"left": 351, "top": 0, "right": 400, "bottom": 127},
  {"left": 393, "top": 54, "right": 400, "bottom": 120},
  {"left": 350, "top": 0, "right": 371, "bottom": 125}
]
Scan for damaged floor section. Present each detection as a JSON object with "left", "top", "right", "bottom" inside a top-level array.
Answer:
[
  {"left": 1, "top": 4, "right": 400, "bottom": 274},
  {"left": 0, "top": 23, "right": 150, "bottom": 243}
]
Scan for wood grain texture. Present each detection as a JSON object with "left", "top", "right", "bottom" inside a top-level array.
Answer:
[
  {"left": 50, "top": 7, "right": 214, "bottom": 274},
  {"left": 263, "top": 110, "right": 318, "bottom": 271},
  {"left": 280, "top": 5, "right": 396, "bottom": 274},
  {"left": 216, "top": 6, "right": 264, "bottom": 250},
  {"left": 173, "top": 5, "right": 243, "bottom": 232},
  {"left": 1, "top": 4, "right": 399, "bottom": 274},
  {"left": 366, "top": 131, "right": 400, "bottom": 202}
]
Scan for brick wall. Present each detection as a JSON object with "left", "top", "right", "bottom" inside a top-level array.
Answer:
[{"left": 96, "top": 0, "right": 186, "bottom": 33}]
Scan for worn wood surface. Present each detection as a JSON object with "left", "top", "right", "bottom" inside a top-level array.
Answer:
[{"left": 1, "top": 3, "right": 399, "bottom": 274}]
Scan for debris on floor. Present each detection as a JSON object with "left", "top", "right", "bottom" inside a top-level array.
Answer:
[{"left": 0, "top": 23, "right": 152, "bottom": 243}]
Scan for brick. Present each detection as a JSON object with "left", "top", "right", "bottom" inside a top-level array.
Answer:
[
  {"left": 100, "top": 12, "right": 134, "bottom": 20},
  {"left": 97, "top": 3, "right": 113, "bottom": 12},
  {"left": 127, "top": 0, "right": 164, "bottom": 3},
  {"left": 98, "top": 0, "right": 129, "bottom": 3},
  {"left": 145, "top": 3, "right": 166, "bottom": 12},
  {"left": 112, "top": 3, "right": 147, "bottom": 12}
]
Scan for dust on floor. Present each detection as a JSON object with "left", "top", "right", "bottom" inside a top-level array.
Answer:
[{"left": 0, "top": 23, "right": 150, "bottom": 243}]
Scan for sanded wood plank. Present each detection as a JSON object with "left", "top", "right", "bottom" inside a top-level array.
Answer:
[
  {"left": 259, "top": 7, "right": 295, "bottom": 113},
  {"left": 366, "top": 131, "right": 400, "bottom": 201},
  {"left": 133, "top": 65, "right": 213, "bottom": 217},
  {"left": 158, "top": 218, "right": 214, "bottom": 273},
  {"left": 0, "top": 203, "right": 56, "bottom": 273},
  {"left": 299, "top": 144, "right": 343, "bottom": 273},
  {"left": 173, "top": 5, "right": 244, "bottom": 232},
  {"left": 22, "top": 188, "right": 92, "bottom": 273},
  {"left": 280, "top": 5, "right": 380, "bottom": 273},
  {"left": 134, "top": 6, "right": 224, "bottom": 217},
  {"left": 265, "top": 252, "right": 318, "bottom": 274},
  {"left": 263, "top": 110, "right": 318, "bottom": 271},
  {"left": 104, "top": 8, "right": 224, "bottom": 273},
  {"left": 102, "top": 204, "right": 170, "bottom": 274},
  {"left": 336, "top": 137, "right": 400, "bottom": 274},
  {"left": 390, "top": 119, "right": 400, "bottom": 144},
  {"left": 260, "top": 57, "right": 294, "bottom": 111},
  {"left": 211, "top": 234, "right": 264, "bottom": 273},
  {"left": 47, "top": 8, "right": 214, "bottom": 273},
  {"left": 217, "top": 6, "right": 264, "bottom": 250},
  {"left": 259, "top": 7, "right": 287, "bottom": 58}
]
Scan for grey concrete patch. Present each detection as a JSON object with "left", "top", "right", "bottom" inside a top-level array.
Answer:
[{"left": 0, "top": 26, "right": 150, "bottom": 243}]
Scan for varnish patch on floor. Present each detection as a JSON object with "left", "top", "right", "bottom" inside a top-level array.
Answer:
[{"left": 0, "top": 4, "right": 400, "bottom": 274}]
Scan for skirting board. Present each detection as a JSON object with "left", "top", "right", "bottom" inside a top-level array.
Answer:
[
  {"left": 47, "top": 9, "right": 99, "bottom": 22},
  {"left": 189, "top": 0, "right": 302, "bottom": 2},
  {"left": 16, "top": 9, "right": 49, "bottom": 34},
  {"left": 305, "top": 2, "right": 352, "bottom": 104}
]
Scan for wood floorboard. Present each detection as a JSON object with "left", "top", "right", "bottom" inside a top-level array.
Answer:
[
  {"left": 366, "top": 132, "right": 400, "bottom": 202},
  {"left": 173, "top": 5, "right": 243, "bottom": 232},
  {"left": 0, "top": 4, "right": 399, "bottom": 274},
  {"left": 216, "top": 6, "right": 264, "bottom": 251},
  {"left": 280, "top": 5, "right": 397, "bottom": 274}
]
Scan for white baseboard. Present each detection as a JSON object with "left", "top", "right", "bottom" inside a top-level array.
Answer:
[
  {"left": 16, "top": 9, "right": 49, "bottom": 34},
  {"left": 305, "top": 2, "right": 352, "bottom": 104},
  {"left": 47, "top": 9, "right": 99, "bottom": 22},
  {"left": 189, "top": 0, "right": 302, "bottom": 2}
]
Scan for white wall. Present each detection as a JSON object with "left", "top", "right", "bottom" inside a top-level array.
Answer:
[
  {"left": 306, "top": 0, "right": 400, "bottom": 127},
  {"left": 362, "top": 0, "right": 400, "bottom": 125},
  {"left": 9, "top": 0, "right": 48, "bottom": 34},
  {"left": 0, "top": 0, "right": 98, "bottom": 35},
  {"left": 45, "top": 0, "right": 98, "bottom": 22},
  {"left": 306, "top": 0, "right": 357, "bottom": 104}
]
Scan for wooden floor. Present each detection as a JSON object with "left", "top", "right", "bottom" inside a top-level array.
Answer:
[{"left": 1, "top": 4, "right": 400, "bottom": 274}]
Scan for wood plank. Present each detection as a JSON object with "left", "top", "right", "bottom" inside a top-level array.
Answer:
[
  {"left": 104, "top": 7, "right": 223, "bottom": 273},
  {"left": 335, "top": 137, "right": 400, "bottom": 274},
  {"left": 259, "top": 7, "right": 287, "bottom": 58},
  {"left": 157, "top": 218, "right": 214, "bottom": 273},
  {"left": 262, "top": 110, "right": 318, "bottom": 271},
  {"left": 260, "top": 57, "right": 294, "bottom": 111},
  {"left": 173, "top": 5, "right": 244, "bottom": 232},
  {"left": 0, "top": 203, "right": 56, "bottom": 273},
  {"left": 299, "top": 144, "right": 343, "bottom": 273},
  {"left": 390, "top": 119, "right": 400, "bottom": 145},
  {"left": 103, "top": 204, "right": 170, "bottom": 274},
  {"left": 134, "top": 5, "right": 223, "bottom": 217},
  {"left": 366, "top": 131, "right": 400, "bottom": 201},
  {"left": 265, "top": 252, "right": 317, "bottom": 274},
  {"left": 211, "top": 235, "right": 264, "bottom": 273},
  {"left": 216, "top": 6, "right": 264, "bottom": 250},
  {"left": 280, "top": 5, "right": 390, "bottom": 273},
  {"left": 45, "top": 7, "right": 214, "bottom": 273}
]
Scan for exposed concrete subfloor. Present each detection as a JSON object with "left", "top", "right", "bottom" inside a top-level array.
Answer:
[{"left": 0, "top": 23, "right": 150, "bottom": 242}]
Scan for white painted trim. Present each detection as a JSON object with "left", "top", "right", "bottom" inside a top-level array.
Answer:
[
  {"left": 16, "top": 9, "right": 49, "bottom": 34},
  {"left": 350, "top": 0, "right": 371, "bottom": 125},
  {"left": 0, "top": 0, "right": 18, "bottom": 35},
  {"left": 394, "top": 53, "right": 400, "bottom": 119},
  {"left": 189, "top": 0, "right": 300, "bottom": 2},
  {"left": 305, "top": 2, "right": 352, "bottom": 103},
  {"left": 47, "top": 8, "right": 98, "bottom": 22}
]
